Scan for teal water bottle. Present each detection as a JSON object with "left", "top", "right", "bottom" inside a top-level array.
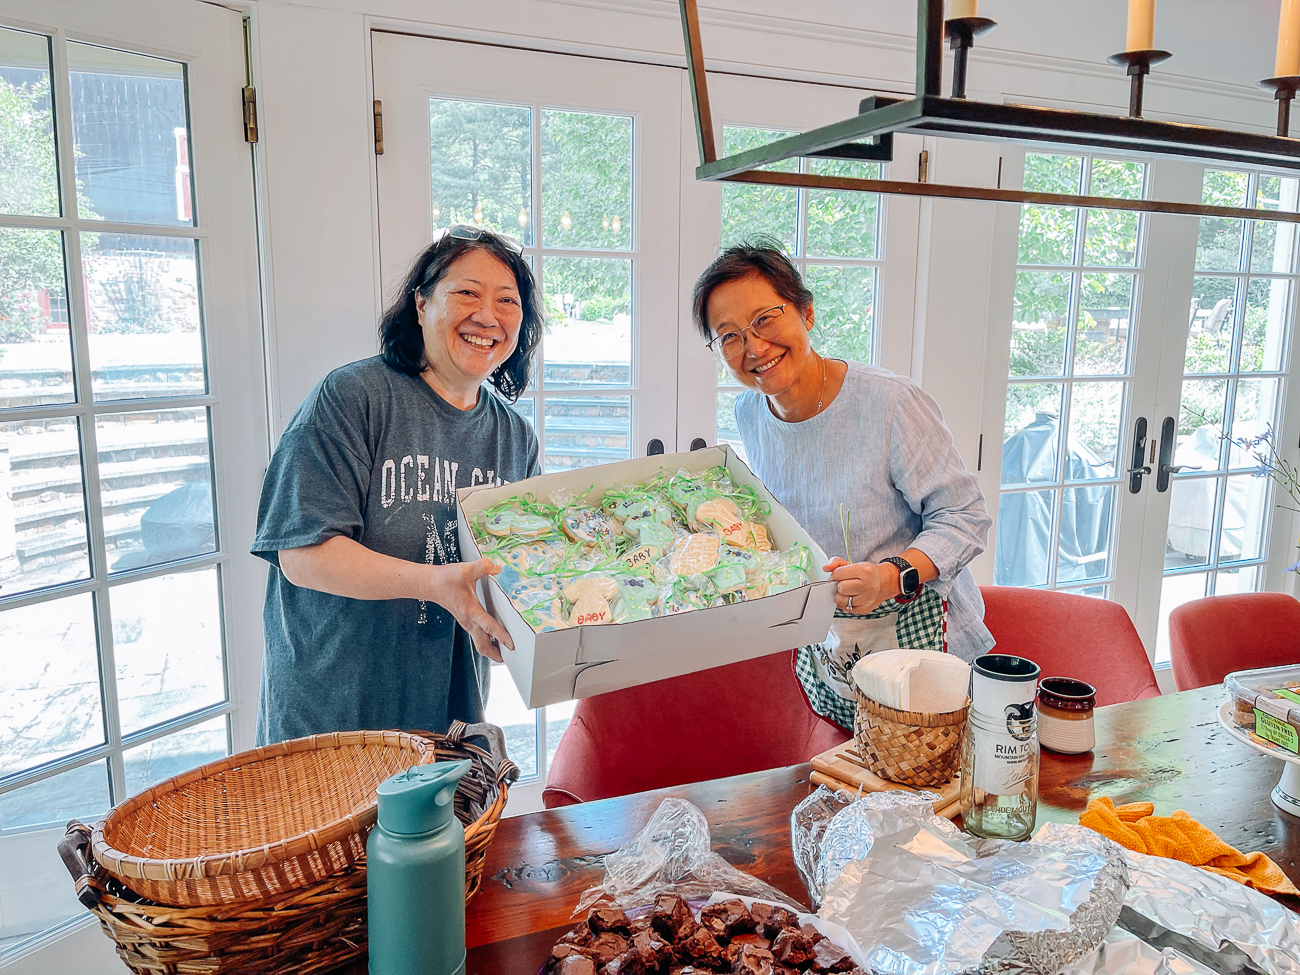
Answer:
[{"left": 367, "top": 760, "right": 472, "bottom": 975}]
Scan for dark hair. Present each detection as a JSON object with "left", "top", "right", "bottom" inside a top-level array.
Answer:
[
  {"left": 379, "top": 233, "right": 543, "bottom": 402},
  {"left": 691, "top": 235, "right": 814, "bottom": 344}
]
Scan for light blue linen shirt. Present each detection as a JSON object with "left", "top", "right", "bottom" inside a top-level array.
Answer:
[{"left": 734, "top": 360, "right": 995, "bottom": 661}]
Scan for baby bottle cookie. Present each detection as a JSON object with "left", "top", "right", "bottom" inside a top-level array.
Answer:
[{"left": 564, "top": 575, "right": 619, "bottom": 627}]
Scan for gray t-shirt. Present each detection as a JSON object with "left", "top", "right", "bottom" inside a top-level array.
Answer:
[
  {"left": 251, "top": 356, "right": 539, "bottom": 744},
  {"left": 735, "top": 360, "right": 994, "bottom": 661}
]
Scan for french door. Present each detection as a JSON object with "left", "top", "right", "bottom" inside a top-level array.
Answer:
[{"left": 0, "top": 0, "right": 265, "bottom": 962}]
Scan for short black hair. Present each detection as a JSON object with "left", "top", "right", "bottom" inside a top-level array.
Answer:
[
  {"left": 379, "top": 233, "right": 543, "bottom": 402},
  {"left": 691, "top": 236, "right": 814, "bottom": 344}
]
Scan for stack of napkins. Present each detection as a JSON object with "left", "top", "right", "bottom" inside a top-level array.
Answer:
[{"left": 851, "top": 649, "right": 970, "bottom": 714}]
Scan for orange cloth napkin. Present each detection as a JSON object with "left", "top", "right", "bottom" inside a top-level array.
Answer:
[{"left": 1080, "top": 796, "right": 1298, "bottom": 897}]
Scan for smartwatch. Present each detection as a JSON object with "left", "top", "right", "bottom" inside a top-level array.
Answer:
[{"left": 881, "top": 556, "right": 921, "bottom": 602}]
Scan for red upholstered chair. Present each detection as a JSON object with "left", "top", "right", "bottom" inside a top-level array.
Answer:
[
  {"left": 979, "top": 586, "right": 1160, "bottom": 707},
  {"left": 1168, "top": 592, "right": 1300, "bottom": 691},
  {"left": 542, "top": 651, "right": 850, "bottom": 808}
]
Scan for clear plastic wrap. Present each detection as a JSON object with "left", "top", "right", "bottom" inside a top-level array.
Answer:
[{"left": 573, "top": 797, "right": 804, "bottom": 915}]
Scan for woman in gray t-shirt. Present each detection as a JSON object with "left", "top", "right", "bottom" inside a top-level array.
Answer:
[
  {"left": 251, "top": 227, "right": 542, "bottom": 744},
  {"left": 691, "top": 239, "right": 993, "bottom": 727}
]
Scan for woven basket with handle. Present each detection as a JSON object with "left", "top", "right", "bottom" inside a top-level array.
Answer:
[
  {"left": 60, "top": 722, "right": 517, "bottom": 974},
  {"left": 853, "top": 692, "right": 968, "bottom": 787}
]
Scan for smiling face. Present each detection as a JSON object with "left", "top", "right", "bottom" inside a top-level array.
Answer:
[
  {"left": 415, "top": 248, "right": 523, "bottom": 400},
  {"left": 705, "top": 272, "right": 815, "bottom": 396}
]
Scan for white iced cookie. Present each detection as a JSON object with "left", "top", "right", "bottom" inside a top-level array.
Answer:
[
  {"left": 561, "top": 508, "right": 614, "bottom": 547},
  {"left": 483, "top": 509, "right": 555, "bottom": 539},
  {"left": 694, "top": 498, "right": 772, "bottom": 551},
  {"left": 564, "top": 575, "right": 619, "bottom": 627},
  {"left": 668, "top": 533, "right": 721, "bottom": 576}
]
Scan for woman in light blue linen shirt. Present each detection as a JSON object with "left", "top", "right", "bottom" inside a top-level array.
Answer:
[{"left": 692, "top": 240, "right": 994, "bottom": 726}]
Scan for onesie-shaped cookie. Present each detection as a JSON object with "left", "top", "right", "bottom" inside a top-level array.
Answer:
[
  {"left": 523, "top": 598, "right": 570, "bottom": 633},
  {"left": 612, "top": 574, "right": 658, "bottom": 623},
  {"left": 606, "top": 494, "right": 671, "bottom": 527},
  {"left": 564, "top": 574, "right": 619, "bottom": 627},
  {"left": 704, "top": 555, "right": 747, "bottom": 594},
  {"left": 766, "top": 563, "right": 809, "bottom": 596},
  {"left": 560, "top": 507, "right": 615, "bottom": 548},
  {"left": 482, "top": 509, "right": 556, "bottom": 539},
  {"left": 501, "top": 539, "right": 566, "bottom": 576},
  {"left": 668, "top": 532, "right": 721, "bottom": 576},
  {"left": 667, "top": 476, "right": 712, "bottom": 525},
  {"left": 625, "top": 514, "right": 677, "bottom": 560},
  {"left": 661, "top": 575, "right": 715, "bottom": 615}
]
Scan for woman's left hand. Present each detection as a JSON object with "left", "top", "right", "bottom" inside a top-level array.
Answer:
[{"left": 823, "top": 557, "right": 900, "bottom": 614}]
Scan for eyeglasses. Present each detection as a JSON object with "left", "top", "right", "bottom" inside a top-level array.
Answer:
[
  {"left": 431, "top": 223, "right": 525, "bottom": 255},
  {"left": 706, "top": 304, "right": 787, "bottom": 360}
]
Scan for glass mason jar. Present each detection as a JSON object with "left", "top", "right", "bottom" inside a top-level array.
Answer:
[{"left": 959, "top": 706, "right": 1040, "bottom": 841}]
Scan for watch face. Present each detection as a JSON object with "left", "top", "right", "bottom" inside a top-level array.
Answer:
[{"left": 900, "top": 566, "right": 920, "bottom": 595}]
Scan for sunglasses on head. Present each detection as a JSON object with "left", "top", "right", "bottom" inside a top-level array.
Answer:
[{"left": 431, "top": 223, "right": 524, "bottom": 255}]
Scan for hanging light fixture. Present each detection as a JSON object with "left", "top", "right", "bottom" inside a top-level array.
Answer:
[
  {"left": 678, "top": 0, "right": 1300, "bottom": 224},
  {"left": 560, "top": 211, "right": 573, "bottom": 231},
  {"left": 602, "top": 215, "right": 610, "bottom": 231},
  {"left": 518, "top": 207, "right": 529, "bottom": 229},
  {"left": 431, "top": 204, "right": 441, "bottom": 222},
  {"left": 472, "top": 203, "right": 484, "bottom": 224},
  {"left": 612, "top": 214, "right": 622, "bottom": 233}
]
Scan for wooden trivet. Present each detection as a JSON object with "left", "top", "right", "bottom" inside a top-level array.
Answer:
[{"left": 810, "top": 739, "right": 961, "bottom": 819}]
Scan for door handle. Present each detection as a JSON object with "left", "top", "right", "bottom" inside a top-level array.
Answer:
[
  {"left": 1156, "top": 416, "right": 1180, "bottom": 492},
  {"left": 646, "top": 439, "right": 664, "bottom": 456},
  {"left": 1127, "top": 416, "right": 1148, "bottom": 494},
  {"left": 690, "top": 438, "right": 708, "bottom": 451}
]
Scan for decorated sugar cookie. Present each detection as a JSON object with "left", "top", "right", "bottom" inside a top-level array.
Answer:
[
  {"left": 612, "top": 574, "right": 658, "bottom": 623},
  {"left": 668, "top": 533, "right": 721, "bottom": 576},
  {"left": 560, "top": 507, "right": 615, "bottom": 548},
  {"left": 704, "top": 557, "right": 747, "bottom": 594},
  {"left": 766, "top": 563, "right": 809, "bottom": 596},
  {"left": 667, "top": 476, "right": 713, "bottom": 523},
  {"left": 625, "top": 516, "right": 676, "bottom": 559},
  {"left": 523, "top": 598, "right": 571, "bottom": 633},
  {"left": 564, "top": 575, "right": 619, "bottom": 627},
  {"left": 482, "top": 509, "right": 556, "bottom": 539},
  {"left": 501, "top": 539, "right": 566, "bottom": 575},
  {"left": 661, "top": 576, "right": 714, "bottom": 615},
  {"left": 507, "top": 574, "right": 565, "bottom": 611}
]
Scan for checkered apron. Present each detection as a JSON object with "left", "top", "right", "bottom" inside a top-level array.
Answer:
[{"left": 795, "top": 588, "right": 948, "bottom": 731}]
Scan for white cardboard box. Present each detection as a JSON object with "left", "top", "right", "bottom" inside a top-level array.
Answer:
[{"left": 455, "top": 445, "right": 837, "bottom": 708}]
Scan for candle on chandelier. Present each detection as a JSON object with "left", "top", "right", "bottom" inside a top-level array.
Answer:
[
  {"left": 948, "top": 0, "right": 978, "bottom": 18},
  {"left": 1125, "top": 0, "right": 1155, "bottom": 52},
  {"left": 1278, "top": 0, "right": 1300, "bottom": 77}
]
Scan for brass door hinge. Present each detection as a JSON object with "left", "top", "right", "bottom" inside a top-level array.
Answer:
[
  {"left": 374, "top": 99, "right": 384, "bottom": 155},
  {"left": 242, "top": 86, "right": 258, "bottom": 143},
  {"left": 918, "top": 148, "right": 929, "bottom": 183}
]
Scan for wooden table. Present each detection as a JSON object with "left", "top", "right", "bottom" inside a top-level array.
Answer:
[{"left": 451, "top": 686, "right": 1300, "bottom": 974}]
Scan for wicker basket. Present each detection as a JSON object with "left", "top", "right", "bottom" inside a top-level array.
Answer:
[
  {"left": 853, "top": 693, "right": 968, "bottom": 787},
  {"left": 60, "top": 722, "right": 517, "bottom": 975}
]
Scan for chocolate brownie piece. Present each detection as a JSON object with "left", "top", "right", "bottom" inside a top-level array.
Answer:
[
  {"left": 547, "top": 943, "right": 595, "bottom": 973},
  {"left": 601, "top": 953, "right": 647, "bottom": 975},
  {"left": 799, "top": 923, "right": 827, "bottom": 945},
  {"left": 732, "top": 944, "right": 777, "bottom": 975},
  {"left": 674, "top": 924, "right": 725, "bottom": 968},
  {"left": 649, "top": 893, "right": 697, "bottom": 941},
  {"left": 770, "top": 929, "right": 814, "bottom": 967},
  {"left": 589, "top": 905, "right": 633, "bottom": 935},
  {"left": 807, "top": 938, "right": 856, "bottom": 973},
  {"left": 630, "top": 929, "right": 674, "bottom": 969},
  {"left": 729, "top": 933, "right": 771, "bottom": 950},
  {"left": 589, "top": 933, "right": 630, "bottom": 967},
  {"left": 555, "top": 955, "right": 597, "bottom": 975},
  {"left": 698, "top": 899, "right": 754, "bottom": 940}
]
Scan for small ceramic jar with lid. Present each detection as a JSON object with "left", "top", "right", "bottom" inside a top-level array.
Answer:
[{"left": 1036, "top": 677, "right": 1097, "bottom": 754}]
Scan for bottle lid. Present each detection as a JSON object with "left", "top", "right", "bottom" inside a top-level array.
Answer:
[{"left": 376, "top": 759, "right": 472, "bottom": 835}]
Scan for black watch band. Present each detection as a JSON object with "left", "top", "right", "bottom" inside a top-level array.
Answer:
[{"left": 881, "top": 556, "right": 921, "bottom": 601}]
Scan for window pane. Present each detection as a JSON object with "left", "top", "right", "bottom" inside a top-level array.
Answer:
[
  {"left": 113, "top": 567, "right": 224, "bottom": 737},
  {"left": 1017, "top": 206, "right": 1076, "bottom": 265},
  {"left": 1215, "top": 564, "right": 1261, "bottom": 595},
  {"left": 0, "top": 228, "right": 73, "bottom": 408},
  {"left": 1240, "top": 277, "right": 1289, "bottom": 373},
  {"left": 1010, "top": 271, "right": 1070, "bottom": 378},
  {"left": 1178, "top": 378, "right": 1228, "bottom": 468},
  {"left": 430, "top": 98, "right": 532, "bottom": 244},
  {"left": 1075, "top": 272, "right": 1133, "bottom": 375},
  {"left": 0, "top": 762, "right": 110, "bottom": 956},
  {"left": 486, "top": 662, "right": 536, "bottom": 779},
  {"left": 2, "top": 416, "right": 90, "bottom": 595},
  {"left": 1196, "top": 216, "right": 1245, "bottom": 272},
  {"left": 1083, "top": 209, "right": 1138, "bottom": 267},
  {"left": 68, "top": 42, "right": 191, "bottom": 226},
  {"left": 716, "top": 391, "right": 744, "bottom": 459},
  {"left": 720, "top": 126, "right": 797, "bottom": 250},
  {"left": 0, "top": 27, "right": 57, "bottom": 217},
  {"left": 1089, "top": 159, "right": 1144, "bottom": 200},
  {"left": 1220, "top": 473, "right": 1271, "bottom": 563},
  {"left": 1250, "top": 221, "right": 1299, "bottom": 274},
  {"left": 1002, "top": 383, "right": 1062, "bottom": 486},
  {"left": 542, "top": 110, "right": 632, "bottom": 250},
  {"left": 1154, "top": 571, "right": 1208, "bottom": 666},
  {"left": 82, "top": 233, "right": 205, "bottom": 401},
  {"left": 1185, "top": 277, "right": 1236, "bottom": 374},
  {"left": 1202, "top": 169, "right": 1249, "bottom": 208},
  {"left": 543, "top": 395, "right": 630, "bottom": 473},
  {"left": 123, "top": 715, "right": 227, "bottom": 796},
  {"left": 806, "top": 158, "right": 879, "bottom": 259},
  {"left": 542, "top": 257, "right": 630, "bottom": 388},
  {"left": 0, "top": 594, "right": 102, "bottom": 778},
  {"left": 994, "top": 489, "right": 1054, "bottom": 587},
  {"left": 1166, "top": 477, "right": 1216, "bottom": 569},
  {"left": 1024, "top": 154, "right": 1082, "bottom": 194},
  {"left": 545, "top": 699, "right": 576, "bottom": 773},
  {"left": 1228, "top": 379, "right": 1281, "bottom": 469},
  {"left": 511, "top": 396, "right": 534, "bottom": 428},
  {"left": 1066, "top": 382, "right": 1122, "bottom": 478},
  {"left": 1056, "top": 483, "right": 1114, "bottom": 584},
  {"left": 98, "top": 407, "right": 214, "bottom": 573},
  {"left": 806, "top": 264, "right": 874, "bottom": 363}
]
